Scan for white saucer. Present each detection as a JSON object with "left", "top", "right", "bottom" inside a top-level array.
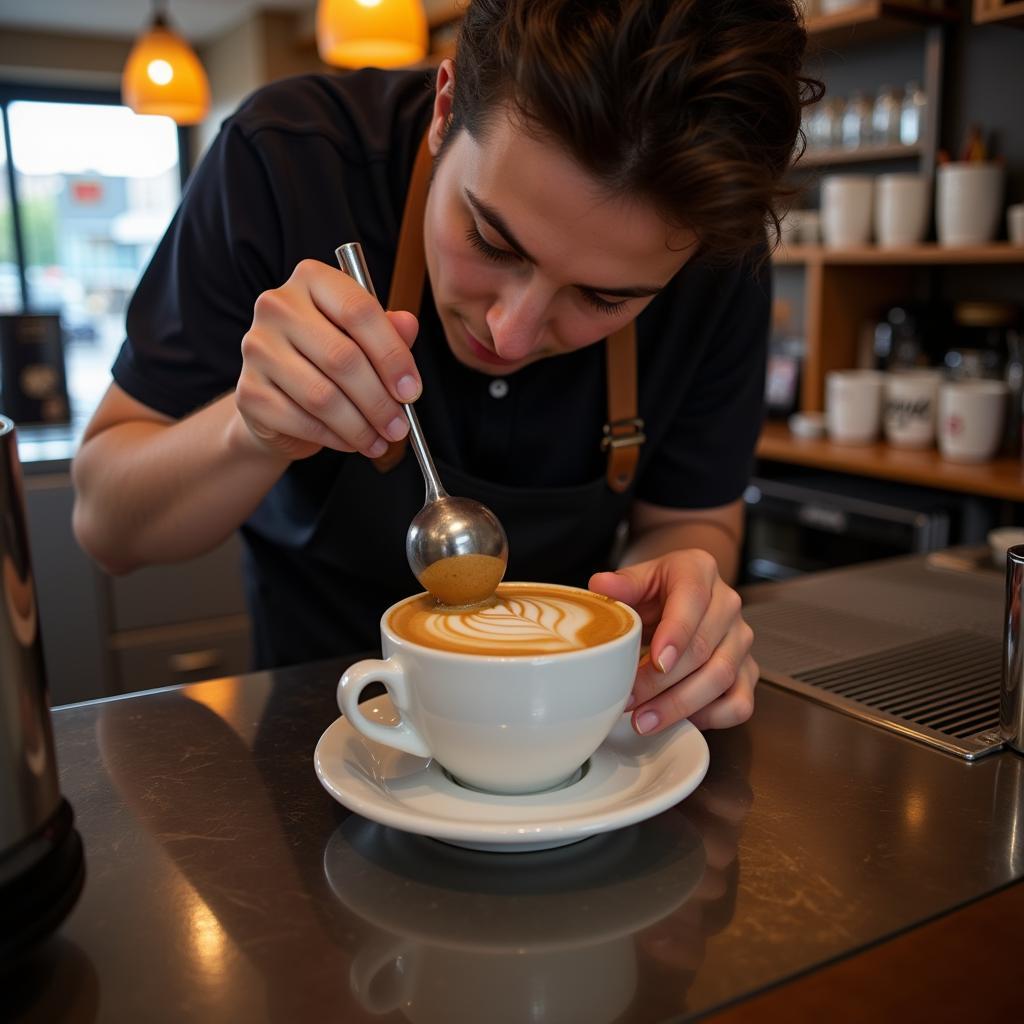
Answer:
[{"left": 313, "top": 694, "right": 710, "bottom": 853}]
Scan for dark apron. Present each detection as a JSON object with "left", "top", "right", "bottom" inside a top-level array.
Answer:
[{"left": 243, "top": 131, "right": 646, "bottom": 668}]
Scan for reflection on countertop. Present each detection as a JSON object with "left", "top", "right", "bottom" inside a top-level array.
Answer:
[{"left": 6, "top": 643, "right": 1023, "bottom": 1022}]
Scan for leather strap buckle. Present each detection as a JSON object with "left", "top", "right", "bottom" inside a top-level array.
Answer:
[{"left": 601, "top": 417, "right": 646, "bottom": 452}]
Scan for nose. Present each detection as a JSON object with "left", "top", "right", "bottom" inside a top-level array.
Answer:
[{"left": 485, "top": 280, "right": 550, "bottom": 361}]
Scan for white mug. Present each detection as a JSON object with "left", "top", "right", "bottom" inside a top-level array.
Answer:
[
  {"left": 826, "top": 370, "right": 885, "bottom": 445},
  {"left": 883, "top": 369, "right": 943, "bottom": 448},
  {"left": 938, "top": 380, "right": 1008, "bottom": 462},
  {"left": 1009, "top": 203, "right": 1024, "bottom": 246},
  {"left": 337, "top": 584, "right": 642, "bottom": 794},
  {"left": 936, "top": 162, "right": 1004, "bottom": 247},
  {"left": 822, "top": 175, "right": 874, "bottom": 248},
  {"left": 875, "top": 173, "right": 931, "bottom": 248}
]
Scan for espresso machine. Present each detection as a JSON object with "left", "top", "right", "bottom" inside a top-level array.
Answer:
[{"left": 0, "top": 415, "right": 84, "bottom": 962}]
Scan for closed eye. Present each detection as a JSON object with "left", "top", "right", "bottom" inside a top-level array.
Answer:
[{"left": 466, "top": 225, "right": 519, "bottom": 265}]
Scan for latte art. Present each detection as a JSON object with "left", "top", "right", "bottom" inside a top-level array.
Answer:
[{"left": 388, "top": 583, "right": 634, "bottom": 656}]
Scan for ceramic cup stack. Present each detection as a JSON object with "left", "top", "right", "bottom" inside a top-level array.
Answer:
[
  {"left": 936, "top": 162, "right": 1004, "bottom": 246},
  {"left": 826, "top": 369, "right": 885, "bottom": 444},
  {"left": 874, "top": 174, "right": 931, "bottom": 248},
  {"left": 882, "top": 369, "right": 943, "bottom": 449},
  {"left": 822, "top": 175, "right": 874, "bottom": 248},
  {"left": 938, "top": 379, "right": 1009, "bottom": 462}
]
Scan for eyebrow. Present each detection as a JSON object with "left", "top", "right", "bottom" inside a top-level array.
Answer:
[{"left": 464, "top": 188, "right": 666, "bottom": 298}]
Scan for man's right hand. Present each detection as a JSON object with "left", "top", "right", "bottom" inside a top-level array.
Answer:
[{"left": 235, "top": 260, "right": 421, "bottom": 462}]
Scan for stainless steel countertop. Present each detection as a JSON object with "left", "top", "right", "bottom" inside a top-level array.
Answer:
[{"left": 9, "top": 635, "right": 1023, "bottom": 1023}]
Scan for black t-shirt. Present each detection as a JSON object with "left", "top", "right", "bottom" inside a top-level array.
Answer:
[{"left": 113, "top": 69, "right": 770, "bottom": 667}]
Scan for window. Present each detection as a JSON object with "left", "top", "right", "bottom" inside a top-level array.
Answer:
[{"left": 0, "top": 85, "right": 184, "bottom": 427}]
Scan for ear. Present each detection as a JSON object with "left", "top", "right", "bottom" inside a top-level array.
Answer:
[{"left": 427, "top": 58, "right": 456, "bottom": 157}]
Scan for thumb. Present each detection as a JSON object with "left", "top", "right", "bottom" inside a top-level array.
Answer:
[
  {"left": 386, "top": 310, "right": 419, "bottom": 349},
  {"left": 588, "top": 568, "right": 646, "bottom": 607}
]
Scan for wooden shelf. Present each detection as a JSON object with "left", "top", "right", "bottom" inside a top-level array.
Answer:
[
  {"left": 973, "top": 0, "right": 1024, "bottom": 27},
  {"left": 806, "top": 1, "right": 959, "bottom": 47},
  {"left": 773, "top": 243, "right": 1024, "bottom": 266},
  {"left": 794, "top": 143, "right": 922, "bottom": 168},
  {"left": 757, "top": 421, "right": 1024, "bottom": 500}
]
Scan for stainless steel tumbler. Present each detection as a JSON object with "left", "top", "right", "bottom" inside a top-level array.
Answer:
[{"left": 1001, "top": 544, "right": 1024, "bottom": 754}]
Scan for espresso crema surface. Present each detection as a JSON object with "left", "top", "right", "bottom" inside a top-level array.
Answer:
[{"left": 388, "top": 583, "right": 634, "bottom": 656}]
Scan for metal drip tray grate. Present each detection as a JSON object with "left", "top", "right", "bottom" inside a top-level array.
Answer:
[
  {"left": 786, "top": 632, "right": 1003, "bottom": 758},
  {"left": 743, "top": 555, "right": 1006, "bottom": 760}
]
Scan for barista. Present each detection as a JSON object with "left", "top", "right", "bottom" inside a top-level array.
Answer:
[{"left": 71, "top": 0, "right": 819, "bottom": 736}]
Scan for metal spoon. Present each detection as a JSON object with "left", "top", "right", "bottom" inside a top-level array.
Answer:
[{"left": 336, "top": 242, "right": 509, "bottom": 606}]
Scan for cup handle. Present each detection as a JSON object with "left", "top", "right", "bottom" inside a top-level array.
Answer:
[
  {"left": 350, "top": 935, "right": 415, "bottom": 1014},
  {"left": 337, "top": 657, "right": 432, "bottom": 758}
]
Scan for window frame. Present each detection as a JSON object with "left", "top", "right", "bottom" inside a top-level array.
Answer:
[{"left": 0, "top": 80, "right": 190, "bottom": 312}]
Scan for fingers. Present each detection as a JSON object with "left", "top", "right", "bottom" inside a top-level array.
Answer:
[
  {"left": 631, "top": 625, "right": 754, "bottom": 735},
  {"left": 630, "top": 574, "right": 742, "bottom": 709},
  {"left": 238, "top": 260, "right": 423, "bottom": 457},
  {"left": 304, "top": 261, "right": 421, "bottom": 402},
  {"left": 688, "top": 655, "right": 759, "bottom": 731}
]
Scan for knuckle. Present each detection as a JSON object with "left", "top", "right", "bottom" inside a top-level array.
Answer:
[
  {"left": 709, "top": 651, "right": 738, "bottom": 693},
  {"left": 341, "top": 290, "right": 380, "bottom": 329},
  {"left": 691, "top": 548, "right": 717, "bottom": 577},
  {"left": 253, "top": 287, "right": 286, "bottom": 321},
  {"left": 687, "top": 629, "right": 713, "bottom": 668},
  {"left": 739, "top": 620, "right": 755, "bottom": 652},
  {"left": 304, "top": 376, "right": 336, "bottom": 413},
  {"left": 724, "top": 587, "right": 743, "bottom": 618},
  {"left": 291, "top": 258, "right": 320, "bottom": 282},
  {"left": 323, "top": 337, "right": 364, "bottom": 378},
  {"left": 732, "top": 686, "right": 756, "bottom": 723}
]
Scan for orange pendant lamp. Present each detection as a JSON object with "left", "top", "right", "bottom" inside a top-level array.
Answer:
[
  {"left": 122, "top": 1, "right": 211, "bottom": 125},
  {"left": 316, "top": 0, "right": 428, "bottom": 69}
]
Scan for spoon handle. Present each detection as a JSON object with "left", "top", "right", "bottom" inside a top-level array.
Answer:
[{"left": 335, "top": 242, "right": 446, "bottom": 502}]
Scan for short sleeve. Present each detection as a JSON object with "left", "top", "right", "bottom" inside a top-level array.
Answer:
[
  {"left": 636, "top": 260, "right": 770, "bottom": 509},
  {"left": 111, "top": 120, "right": 285, "bottom": 419}
]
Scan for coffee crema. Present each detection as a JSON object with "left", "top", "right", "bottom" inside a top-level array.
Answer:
[{"left": 388, "top": 582, "right": 634, "bottom": 656}]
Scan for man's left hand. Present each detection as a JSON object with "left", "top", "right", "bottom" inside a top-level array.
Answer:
[{"left": 589, "top": 549, "right": 757, "bottom": 734}]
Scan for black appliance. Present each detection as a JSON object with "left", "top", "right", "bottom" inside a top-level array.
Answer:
[{"left": 741, "top": 471, "right": 957, "bottom": 583}]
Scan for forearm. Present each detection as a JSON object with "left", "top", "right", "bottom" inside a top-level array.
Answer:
[
  {"left": 620, "top": 517, "right": 742, "bottom": 585},
  {"left": 72, "top": 393, "right": 290, "bottom": 573}
]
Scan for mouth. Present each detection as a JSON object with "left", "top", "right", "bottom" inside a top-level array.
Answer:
[{"left": 463, "top": 327, "right": 521, "bottom": 369}]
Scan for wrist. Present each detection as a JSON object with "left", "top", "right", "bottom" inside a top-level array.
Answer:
[{"left": 222, "top": 397, "right": 293, "bottom": 472}]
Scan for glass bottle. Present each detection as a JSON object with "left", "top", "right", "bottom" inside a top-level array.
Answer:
[
  {"left": 826, "top": 96, "right": 847, "bottom": 150},
  {"left": 872, "top": 85, "right": 903, "bottom": 146},
  {"left": 899, "top": 81, "right": 927, "bottom": 147},
  {"left": 841, "top": 91, "right": 872, "bottom": 149},
  {"left": 805, "top": 101, "right": 830, "bottom": 150}
]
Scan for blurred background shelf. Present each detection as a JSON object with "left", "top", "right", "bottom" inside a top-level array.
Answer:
[
  {"left": 805, "top": 1, "right": 960, "bottom": 47},
  {"left": 757, "top": 421, "right": 1024, "bottom": 500},
  {"left": 972, "top": 0, "right": 1024, "bottom": 27},
  {"left": 795, "top": 142, "right": 923, "bottom": 167},
  {"left": 774, "top": 243, "right": 1024, "bottom": 265}
]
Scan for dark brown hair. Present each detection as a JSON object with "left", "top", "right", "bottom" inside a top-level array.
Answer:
[{"left": 444, "top": 0, "right": 823, "bottom": 264}]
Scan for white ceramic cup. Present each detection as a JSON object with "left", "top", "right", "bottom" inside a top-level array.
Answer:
[
  {"left": 822, "top": 175, "right": 874, "bottom": 248},
  {"left": 883, "top": 369, "right": 943, "bottom": 448},
  {"left": 337, "top": 584, "right": 642, "bottom": 795},
  {"left": 938, "top": 380, "right": 1008, "bottom": 462},
  {"left": 826, "top": 369, "right": 885, "bottom": 444},
  {"left": 797, "top": 209, "right": 821, "bottom": 245},
  {"left": 874, "top": 173, "right": 931, "bottom": 247},
  {"left": 936, "top": 162, "right": 1005, "bottom": 246},
  {"left": 1009, "top": 203, "right": 1024, "bottom": 246}
]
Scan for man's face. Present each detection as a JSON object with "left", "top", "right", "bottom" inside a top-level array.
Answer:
[{"left": 422, "top": 72, "right": 698, "bottom": 376}]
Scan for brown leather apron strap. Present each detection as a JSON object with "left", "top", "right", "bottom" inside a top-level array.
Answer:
[
  {"left": 370, "top": 130, "right": 433, "bottom": 473},
  {"left": 602, "top": 322, "right": 644, "bottom": 493},
  {"left": 372, "top": 128, "right": 644, "bottom": 489}
]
